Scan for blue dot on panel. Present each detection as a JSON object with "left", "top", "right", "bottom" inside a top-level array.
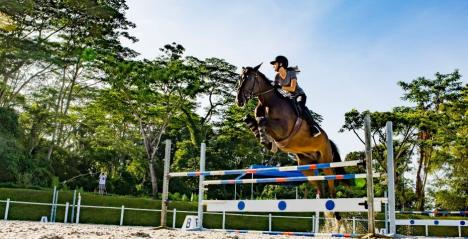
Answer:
[
  {"left": 460, "top": 221, "right": 465, "bottom": 225},
  {"left": 434, "top": 220, "right": 439, "bottom": 225},
  {"left": 237, "top": 201, "right": 245, "bottom": 210},
  {"left": 410, "top": 220, "right": 415, "bottom": 225},
  {"left": 278, "top": 201, "right": 287, "bottom": 211},
  {"left": 325, "top": 200, "right": 335, "bottom": 210}
]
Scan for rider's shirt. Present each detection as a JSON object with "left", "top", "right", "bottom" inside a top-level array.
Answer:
[{"left": 274, "top": 70, "right": 305, "bottom": 97}]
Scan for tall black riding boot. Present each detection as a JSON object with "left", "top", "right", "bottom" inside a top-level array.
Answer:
[{"left": 301, "top": 107, "right": 321, "bottom": 137}]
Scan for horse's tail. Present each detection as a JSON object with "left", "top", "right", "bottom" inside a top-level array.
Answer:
[{"left": 330, "top": 140, "right": 345, "bottom": 175}]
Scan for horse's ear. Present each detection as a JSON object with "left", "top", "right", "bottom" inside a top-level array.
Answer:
[{"left": 254, "top": 63, "right": 263, "bottom": 71}]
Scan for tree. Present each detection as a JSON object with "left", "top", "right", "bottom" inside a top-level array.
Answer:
[
  {"left": 103, "top": 43, "right": 203, "bottom": 198},
  {"left": 340, "top": 109, "right": 415, "bottom": 207},
  {"left": 181, "top": 57, "right": 238, "bottom": 146},
  {"left": 429, "top": 84, "right": 467, "bottom": 210},
  {"left": 398, "top": 70, "right": 464, "bottom": 210}
]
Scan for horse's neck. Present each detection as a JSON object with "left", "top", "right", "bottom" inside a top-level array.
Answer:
[
  {"left": 256, "top": 77, "right": 296, "bottom": 140},
  {"left": 256, "top": 78, "right": 275, "bottom": 106}
]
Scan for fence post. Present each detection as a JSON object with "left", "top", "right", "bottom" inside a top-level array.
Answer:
[
  {"left": 172, "top": 208, "right": 176, "bottom": 228},
  {"left": 222, "top": 211, "right": 226, "bottom": 230},
  {"left": 119, "top": 205, "right": 125, "bottom": 226},
  {"left": 197, "top": 142, "right": 206, "bottom": 230},
  {"left": 364, "top": 114, "right": 375, "bottom": 234},
  {"left": 50, "top": 186, "right": 56, "bottom": 222},
  {"left": 425, "top": 225, "right": 428, "bottom": 237},
  {"left": 352, "top": 216, "right": 356, "bottom": 234},
  {"left": 4, "top": 198, "right": 10, "bottom": 220},
  {"left": 268, "top": 213, "right": 272, "bottom": 232},
  {"left": 75, "top": 193, "right": 81, "bottom": 224},
  {"left": 315, "top": 193, "right": 320, "bottom": 233},
  {"left": 71, "top": 190, "right": 76, "bottom": 223},
  {"left": 386, "top": 121, "right": 396, "bottom": 235},
  {"left": 161, "top": 139, "right": 171, "bottom": 227},
  {"left": 459, "top": 225, "right": 461, "bottom": 237},
  {"left": 53, "top": 190, "right": 59, "bottom": 223},
  {"left": 64, "top": 202, "right": 69, "bottom": 223}
]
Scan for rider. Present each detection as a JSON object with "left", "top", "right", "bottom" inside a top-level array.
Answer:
[{"left": 270, "top": 55, "right": 320, "bottom": 136}]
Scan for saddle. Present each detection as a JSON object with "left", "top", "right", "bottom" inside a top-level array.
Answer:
[{"left": 274, "top": 87, "right": 321, "bottom": 137}]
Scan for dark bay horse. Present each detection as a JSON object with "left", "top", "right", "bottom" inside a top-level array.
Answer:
[{"left": 235, "top": 64, "right": 345, "bottom": 200}]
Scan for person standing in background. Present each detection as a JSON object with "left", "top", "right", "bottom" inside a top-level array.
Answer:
[{"left": 98, "top": 172, "right": 107, "bottom": 195}]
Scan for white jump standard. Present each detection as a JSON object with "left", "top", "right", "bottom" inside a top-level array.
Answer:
[{"left": 160, "top": 116, "right": 397, "bottom": 237}]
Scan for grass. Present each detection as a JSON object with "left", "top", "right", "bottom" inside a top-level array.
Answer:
[{"left": 0, "top": 188, "right": 466, "bottom": 236}]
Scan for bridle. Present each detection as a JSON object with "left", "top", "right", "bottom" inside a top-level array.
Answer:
[{"left": 239, "top": 71, "right": 274, "bottom": 100}]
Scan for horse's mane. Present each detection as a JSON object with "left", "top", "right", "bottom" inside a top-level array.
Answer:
[{"left": 245, "top": 67, "right": 273, "bottom": 84}]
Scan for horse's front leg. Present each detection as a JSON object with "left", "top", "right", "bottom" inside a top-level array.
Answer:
[{"left": 255, "top": 104, "right": 269, "bottom": 144}]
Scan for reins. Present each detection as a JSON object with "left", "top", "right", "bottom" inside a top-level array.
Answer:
[{"left": 249, "top": 72, "right": 274, "bottom": 98}]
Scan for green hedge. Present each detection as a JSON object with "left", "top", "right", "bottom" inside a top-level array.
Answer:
[{"left": 0, "top": 188, "right": 466, "bottom": 236}]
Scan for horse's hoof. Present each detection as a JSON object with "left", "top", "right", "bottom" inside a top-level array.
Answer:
[{"left": 270, "top": 143, "right": 278, "bottom": 153}]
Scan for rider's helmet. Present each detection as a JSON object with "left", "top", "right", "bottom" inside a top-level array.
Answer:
[{"left": 270, "top": 55, "right": 288, "bottom": 68}]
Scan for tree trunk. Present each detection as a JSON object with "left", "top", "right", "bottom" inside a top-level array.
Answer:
[
  {"left": 46, "top": 67, "right": 68, "bottom": 161},
  {"left": 415, "top": 153, "right": 425, "bottom": 210},
  {"left": 148, "top": 160, "right": 158, "bottom": 198},
  {"left": 415, "top": 130, "right": 430, "bottom": 211}
]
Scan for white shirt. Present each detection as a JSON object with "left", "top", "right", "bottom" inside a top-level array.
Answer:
[{"left": 99, "top": 175, "right": 107, "bottom": 185}]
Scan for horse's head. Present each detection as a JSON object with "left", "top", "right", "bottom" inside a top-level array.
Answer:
[{"left": 236, "top": 63, "right": 266, "bottom": 107}]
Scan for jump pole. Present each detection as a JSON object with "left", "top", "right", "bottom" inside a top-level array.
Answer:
[
  {"left": 364, "top": 114, "right": 375, "bottom": 234},
  {"left": 197, "top": 142, "right": 206, "bottom": 230},
  {"left": 386, "top": 121, "right": 396, "bottom": 235},
  {"left": 160, "top": 139, "right": 171, "bottom": 228}
]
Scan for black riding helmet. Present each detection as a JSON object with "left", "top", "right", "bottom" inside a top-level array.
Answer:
[{"left": 270, "top": 55, "right": 288, "bottom": 68}]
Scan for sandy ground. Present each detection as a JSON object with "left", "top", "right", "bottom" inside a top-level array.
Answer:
[{"left": 0, "top": 220, "right": 333, "bottom": 239}]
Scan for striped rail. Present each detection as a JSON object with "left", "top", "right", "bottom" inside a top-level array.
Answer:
[
  {"left": 396, "top": 210, "right": 468, "bottom": 215},
  {"left": 203, "top": 173, "right": 379, "bottom": 185},
  {"left": 212, "top": 229, "right": 361, "bottom": 238},
  {"left": 169, "top": 160, "right": 362, "bottom": 177}
]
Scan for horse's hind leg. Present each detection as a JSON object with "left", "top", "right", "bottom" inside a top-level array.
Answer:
[{"left": 296, "top": 153, "right": 325, "bottom": 197}]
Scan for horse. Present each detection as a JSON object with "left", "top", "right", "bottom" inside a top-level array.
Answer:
[{"left": 236, "top": 64, "right": 345, "bottom": 224}]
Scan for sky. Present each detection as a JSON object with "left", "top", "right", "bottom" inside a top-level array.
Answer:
[{"left": 122, "top": 0, "right": 468, "bottom": 158}]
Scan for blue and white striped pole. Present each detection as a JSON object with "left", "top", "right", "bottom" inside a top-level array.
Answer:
[
  {"left": 203, "top": 173, "right": 377, "bottom": 185},
  {"left": 169, "top": 160, "right": 362, "bottom": 177}
]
